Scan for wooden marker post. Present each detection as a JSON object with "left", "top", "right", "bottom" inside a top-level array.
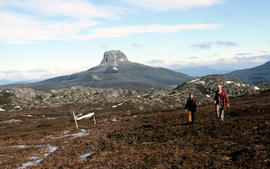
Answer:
[
  {"left": 72, "top": 110, "right": 79, "bottom": 130},
  {"left": 93, "top": 117, "right": 96, "bottom": 124}
]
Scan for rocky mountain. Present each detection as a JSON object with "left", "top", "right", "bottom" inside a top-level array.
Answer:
[
  {"left": 226, "top": 61, "right": 270, "bottom": 84},
  {"left": 9, "top": 50, "right": 192, "bottom": 91},
  {"left": 175, "top": 74, "right": 260, "bottom": 101},
  {"left": 256, "top": 80, "right": 270, "bottom": 91},
  {"left": 0, "top": 74, "right": 260, "bottom": 112}
]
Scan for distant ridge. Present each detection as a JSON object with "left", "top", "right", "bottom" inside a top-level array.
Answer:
[
  {"left": 6, "top": 50, "right": 192, "bottom": 91},
  {"left": 226, "top": 61, "right": 270, "bottom": 84}
]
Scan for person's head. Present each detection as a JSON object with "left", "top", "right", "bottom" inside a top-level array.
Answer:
[
  {"left": 218, "top": 85, "right": 222, "bottom": 91},
  {"left": 189, "top": 93, "right": 193, "bottom": 99}
]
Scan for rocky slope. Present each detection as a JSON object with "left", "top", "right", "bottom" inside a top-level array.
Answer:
[
  {"left": 256, "top": 80, "right": 270, "bottom": 91},
  {"left": 0, "top": 75, "right": 260, "bottom": 112},
  {"left": 8, "top": 50, "right": 192, "bottom": 91}
]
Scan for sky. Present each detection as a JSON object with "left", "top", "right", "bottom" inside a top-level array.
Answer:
[{"left": 0, "top": 0, "right": 269, "bottom": 81}]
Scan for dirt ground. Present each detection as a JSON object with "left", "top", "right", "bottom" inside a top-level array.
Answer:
[{"left": 0, "top": 90, "right": 269, "bottom": 168}]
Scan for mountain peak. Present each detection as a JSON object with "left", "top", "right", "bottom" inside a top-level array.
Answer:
[{"left": 100, "top": 50, "right": 129, "bottom": 65}]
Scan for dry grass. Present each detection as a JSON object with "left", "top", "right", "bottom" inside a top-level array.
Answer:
[{"left": 0, "top": 91, "right": 269, "bottom": 168}]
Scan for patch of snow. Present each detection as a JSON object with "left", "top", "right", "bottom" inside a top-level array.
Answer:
[
  {"left": 0, "top": 108, "right": 5, "bottom": 112},
  {"left": 92, "top": 74, "right": 103, "bottom": 80},
  {"left": 206, "top": 95, "right": 210, "bottom": 98},
  {"left": 3, "top": 119, "right": 23, "bottom": 124},
  {"left": 63, "top": 130, "right": 69, "bottom": 134},
  {"left": 188, "top": 78, "right": 200, "bottom": 83},
  {"left": 0, "top": 145, "right": 29, "bottom": 149},
  {"left": 14, "top": 106, "right": 21, "bottom": 109},
  {"left": 19, "top": 159, "right": 42, "bottom": 169},
  {"left": 236, "top": 83, "right": 241, "bottom": 87},
  {"left": 255, "top": 86, "right": 260, "bottom": 90},
  {"left": 187, "top": 78, "right": 205, "bottom": 85},
  {"left": 46, "top": 129, "right": 89, "bottom": 140},
  {"left": 226, "top": 81, "right": 233, "bottom": 84},
  {"left": 112, "top": 66, "right": 118, "bottom": 71},
  {"left": 77, "top": 113, "right": 95, "bottom": 121},
  {"left": 79, "top": 152, "right": 94, "bottom": 160},
  {"left": 112, "top": 103, "right": 123, "bottom": 108},
  {"left": 11, "top": 145, "right": 28, "bottom": 149},
  {"left": 71, "top": 129, "right": 89, "bottom": 138},
  {"left": 19, "top": 145, "right": 58, "bottom": 169}
]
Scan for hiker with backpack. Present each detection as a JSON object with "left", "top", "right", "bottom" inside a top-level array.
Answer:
[
  {"left": 184, "top": 93, "right": 197, "bottom": 124},
  {"left": 214, "top": 85, "right": 230, "bottom": 122}
]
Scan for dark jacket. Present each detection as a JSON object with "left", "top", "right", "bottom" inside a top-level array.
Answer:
[
  {"left": 185, "top": 98, "right": 197, "bottom": 112},
  {"left": 214, "top": 90, "right": 229, "bottom": 109}
]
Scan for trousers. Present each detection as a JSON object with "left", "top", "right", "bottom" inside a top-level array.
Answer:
[
  {"left": 216, "top": 104, "right": 224, "bottom": 121},
  {"left": 188, "top": 111, "right": 195, "bottom": 123}
]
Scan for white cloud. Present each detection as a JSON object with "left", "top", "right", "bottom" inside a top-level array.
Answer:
[
  {"left": 0, "top": 11, "right": 100, "bottom": 44},
  {"left": 0, "top": 67, "right": 89, "bottom": 81},
  {"left": 124, "top": 0, "right": 223, "bottom": 11},
  {"left": 191, "top": 41, "right": 238, "bottom": 50},
  {"left": 0, "top": 9, "right": 221, "bottom": 45},
  {"left": 0, "top": 0, "right": 122, "bottom": 44},
  {"left": 0, "top": 0, "right": 222, "bottom": 44},
  {"left": 4, "top": 0, "right": 113, "bottom": 19},
  {"left": 89, "top": 24, "right": 221, "bottom": 38}
]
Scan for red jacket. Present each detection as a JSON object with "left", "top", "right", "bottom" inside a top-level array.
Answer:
[{"left": 214, "top": 90, "right": 229, "bottom": 109}]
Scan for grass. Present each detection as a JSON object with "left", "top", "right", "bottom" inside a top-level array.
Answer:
[{"left": 0, "top": 91, "right": 269, "bottom": 168}]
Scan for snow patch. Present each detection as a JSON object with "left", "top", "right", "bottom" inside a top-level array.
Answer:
[
  {"left": 46, "top": 129, "right": 89, "bottom": 140},
  {"left": 112, "top": 103, "right": 123, "bottom": 108},
  {"left": 0, "top": 145, "right": 29, "bottom": 149},
  {"left": 254, "top": 86, "right": 260, "bottom": 90},
  {"left": 91, "top": 74, "right": 103, "bottom": 80},
  {"left": 18, "top": 145, "right": 58, "bottom": 169},
  {"left": 187, "top": 78, "right": 205, "bottom": 85},
  {"left": 0, "top": 108, "right": 5, "bottom": 112},
  {"left": 112, "top": 66, "right": 118, "bottom": 71},
  {"left": 79, "top": 152, "right": 94, "bottom": 160},
  {"left": 226, "top": 81, "right": 233, "bottom": 84},
  {"left": 206, "top": 95, "right": 210, "bottom": 98}
]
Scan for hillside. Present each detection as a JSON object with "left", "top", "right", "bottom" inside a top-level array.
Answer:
[
  {"left": 8, "top": 50, "right": 192, "bottom": 91},
  {"left": 0, "top": 89, "right": 269, "bottom": 168},
  {"left": 0, "top": 75, "right": 260, "bottom": 113},
  {"left": 226, "top": 61, "right": 270, "bottom": 84}
]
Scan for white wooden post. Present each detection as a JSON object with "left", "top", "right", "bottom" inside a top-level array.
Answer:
[
  {"left": 93, "top": 117, "right": 96, "bottom": 124},
  {"left": 72, "top": 110, "right": 79, "bottom": 130}
]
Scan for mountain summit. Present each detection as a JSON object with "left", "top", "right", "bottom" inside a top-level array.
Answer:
[
  {"left": 6, "top": 50, "right": 193, "bottom": 91},
  {"left": 100, "top": 50, "right": 129, "bottom": 65}
]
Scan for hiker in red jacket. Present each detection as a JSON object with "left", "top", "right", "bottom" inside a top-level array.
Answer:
[
  {"left": 214, "top": 85, "right": 230, "bottom": 122},
  {"left": 184, "top": 93, "right": 196, "bottom": 124}
]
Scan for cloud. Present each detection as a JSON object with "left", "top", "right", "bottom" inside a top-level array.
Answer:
[
  {"left": 215, "top": 41, "right": 238, "bottom": 47},
  {"left": 131, "top": 43, "right": 145, "bottom": 48},
  {"left": 144, "top": 50, "right": 270, "bottom": 72},
  {"left": 146, "top": 60, "right": 165, "bottom": 66},
  {"left": 89, "top": 24, "right": 221, "bottom": 39},
  {"left": 191, "top": 41, "right": 238, "bottom": 50},
  {"left": 124, "top": 0, "right": 223, "bottom": 11},
  {"left": 0, "top": 1, "right": 222, "bottom": 44},
  {"left": 0, "top": 0, "right": 122, "bottom": 44},
  {"left": 0, "top": 11, "right": 101, "bottom": 44},
  {"left": 0, "top": 67, "right": 87, "bottom": 81},
  {"left": 191, "top": 42, "right": 212, "bottom": 49},
  {"left": 4, "top": 0, "right": 114, "bottom": 19}
]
